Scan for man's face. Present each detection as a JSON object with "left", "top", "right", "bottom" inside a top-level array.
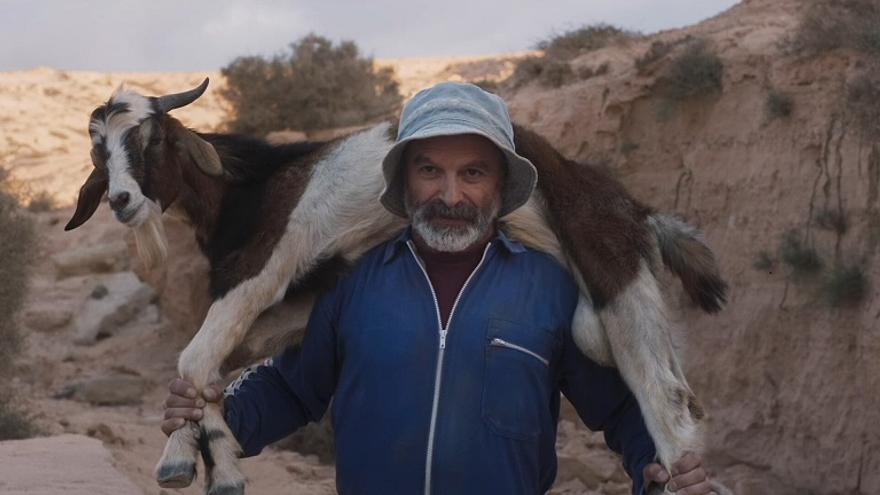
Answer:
[{"left": 403, "top": 133, "right": 504, "bottom": 252}]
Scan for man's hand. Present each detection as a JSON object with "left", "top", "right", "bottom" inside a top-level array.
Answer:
[
  {"left": 161, "top": 378, "right": 224, "bottom": 436},
  {"left": 643, "top": 452, "right": 714, "bottom": 494}
]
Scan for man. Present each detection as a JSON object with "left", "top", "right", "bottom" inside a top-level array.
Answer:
[{"left": 162, "top": 82, "right": 713, "bottom": 494}]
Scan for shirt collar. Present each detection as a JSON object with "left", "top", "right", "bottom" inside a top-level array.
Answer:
[{"left": 382, "top": 225, "right": 526, "bottom": 264}]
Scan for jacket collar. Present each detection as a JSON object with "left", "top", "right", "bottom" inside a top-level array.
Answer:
[{"left": 382, "top": 225, "right": 526, "bottom": 264}]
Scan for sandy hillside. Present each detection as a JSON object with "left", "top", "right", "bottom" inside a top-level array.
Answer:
[{"left": 3, "top": 0, "right": 879, "bottom": 493}]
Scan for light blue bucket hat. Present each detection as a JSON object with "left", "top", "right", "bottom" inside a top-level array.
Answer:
[{"left": 379, "top": 81, "right": 538, "bottom": 218}]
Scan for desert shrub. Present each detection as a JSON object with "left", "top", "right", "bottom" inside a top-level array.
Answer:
[
  {"left": 753, "top": 251, "right": 775, "bottom": 271},
  {"left": 0, "top": 171, "right": 35, "bottom": 374},
  {"left": 635, "top": 40, "right": 675, "bottom": 74},
  {"left": 821, "top": 263, "right": 869, "bottom": 307},
  {"left": 471, "top": 79, "right": 500, "bottom": 94},
  {"left": 221, "top": 34, "right": 402, "bottom": 135},
  {"left": 536, "top": 24, "right": 636, "bottom": 60},
  {"left": 814, "top": 207, "right": 848, "bottom": 234},
  {"left": 0, "top": 399, "right": 38, "bottom": 441},
  {"left": 780, "top": 230, "right": 823, "bottom": 276},
  {"left": 789, "top": 0, "right": 880, "bottom": 58},
  {"left": 656, "top": 40, "right": 724, "bottom": 100},
  {"left": 509, "top": 56, "right": 576, "bottom": 88},
  {"left": 0, "top": 171, "right": 38, "bottom": 439},
  {"left": 846, "top": 70, "right": 880, "bottom": 139},
  {"left": 765, "top": 89, "right": 794, "bottom": 119},
  {"left": 26, "top": 191, "right": 54, "bottom": 213}
]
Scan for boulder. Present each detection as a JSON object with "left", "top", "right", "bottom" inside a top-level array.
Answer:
[
  {"left": 72, "top": 271, "right": 155, "bottom": 344},
  {"left": 61, "top": 372, "right": 148, "bottom": 406},
  {"left": 52, "top": 240, "right": 129, "bottom": 278}
]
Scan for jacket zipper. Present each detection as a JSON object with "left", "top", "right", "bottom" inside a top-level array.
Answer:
[
  {"left": 406, "top": 240, "right": 492, "bottom": 495},
  {"left": 489, "top": 338, "right": 550, "bottom": 367}
]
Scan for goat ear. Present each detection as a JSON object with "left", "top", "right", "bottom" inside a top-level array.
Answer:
[
  {"left": 65, "top": 168, "right": 108, "bottom": 231},
  {"left": 175, "top": 128, "right": 223, "bottom": 177}
]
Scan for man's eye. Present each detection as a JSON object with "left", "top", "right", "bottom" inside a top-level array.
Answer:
[
  {"left": 420, "top": 165, "right": 438, "bottom": 174},
  {"left": 465, "top": 168, "right": 485, "bottom": 177}
]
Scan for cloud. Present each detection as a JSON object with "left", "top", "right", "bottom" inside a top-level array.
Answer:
[{"left": 0, "top": 0, "right": 739, "bottom": 71}]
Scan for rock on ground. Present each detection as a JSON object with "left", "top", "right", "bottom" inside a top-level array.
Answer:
[
  {"left": 72, "top": 271, "right": 155, "bottom": 345},
  {"left": 0, "top": 434, "right": 142, "bottom": 494}
]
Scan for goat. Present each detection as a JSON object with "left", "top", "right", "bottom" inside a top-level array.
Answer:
[{"left": 66, "top": 79, "right": 725, "bottom": 495}]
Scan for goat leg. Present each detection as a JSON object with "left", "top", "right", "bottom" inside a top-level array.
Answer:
[{"left": 597, "top": 258, "right": 704, "bottom": 472}]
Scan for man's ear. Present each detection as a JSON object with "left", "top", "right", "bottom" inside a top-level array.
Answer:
[{"left": 64, "top": 168, "right": 108, "bottom": 230}]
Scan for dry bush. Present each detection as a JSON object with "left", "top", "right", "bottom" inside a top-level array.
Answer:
[
  {"left": 789, "top": 0, "right": 880, "bottom": 58},
  {"left": 846, "top": 69, "right": 880, "bottom": 139},
  {"left": 0, "top": 169, "right": 38, "bottom": 440},
  {"left": 780, "top": 230, "right": 823, "bottom": 277},
  {"left": 821, "top": 263, "right": 869, "bottom": 307},
  {"left": 509, "top": 23, "right": 631, "bottom": 88},
  {"left": 766, "top": 89, "right": 794, "bottom": 119},
  {"left": 655, "top": 40, "right": 724, "bottom": 100},
  {"left": 536, "top": 24, "right": 637, "bottom": 60},
  {"left": 814, "top": 207, "right": 848, "bottom": 234},
  {"left": 221, "top": 34, "right": 402, "bottom": 135},
  {"left": 753, "top": 250, "right": 776, "bottom": 272},
  {"left": 635, "top": 40, "right": 676, "bottom": 74}
]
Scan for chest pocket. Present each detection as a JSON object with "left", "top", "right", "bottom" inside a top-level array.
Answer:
[{"left": 481, "top": 318, "right": 559, "bottom": 441}]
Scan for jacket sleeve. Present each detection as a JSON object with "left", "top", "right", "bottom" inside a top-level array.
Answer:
[
  {"left": 222, "top": 294, "right": 339, "bottom": 457},
  {"left": 558, "top": 328, "right": 657, "bottom": 495}
]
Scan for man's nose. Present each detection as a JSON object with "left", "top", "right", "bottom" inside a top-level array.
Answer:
[{"left": 440, "top": 177, "right": 463, "bottom": 206}]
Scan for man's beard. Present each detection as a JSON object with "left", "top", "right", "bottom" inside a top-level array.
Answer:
[{"left": 405, "top": 193, "right": 500, "bottom": 252}]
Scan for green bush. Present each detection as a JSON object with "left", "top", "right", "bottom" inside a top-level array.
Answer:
[
  {"left": 821, "top": 263, "right": 869, "bottom": 307},
  {"left": 0, "top": 170, "right": 37, "bottom": 440},
  {"left": 846, "top": 70, "right": 880, "bottom": 139},
  {"left": 0, "top": 399, "right": 38, "bottom": 441},
  {"left": 0, "top": 171, "right": 35, "bottom": 375},
  {"left": 814, "top": 207, "right": 848, "bottom": 234},
  {"left": 765, "top": 90, "right": 794, "bottom": 119},
  {"left": 753, "top": 251, "right": 775, "bottom": 271},
  {"left": 221, "top": 34, "right": 402, "bottom": 135},
  {"left": 656, "top": 40, "right": 724, "bottom": 100},
  {"left": 780, "top": 230, "right": 823, "bottom": 276},
  {"left": 536, "top": 24, "right": 636, "bottom": 60},
  {"left": 789, "top": 0, "right": 880, "bottom": 58},
  {"left": 509, "top": 56, "right": 576, "bottom": 88}
]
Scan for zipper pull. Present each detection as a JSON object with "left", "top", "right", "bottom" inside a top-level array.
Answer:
[{"left": 439, "top": 329, "right": 448, "bottom": 349}]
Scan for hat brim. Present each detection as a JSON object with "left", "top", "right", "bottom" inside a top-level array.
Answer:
[{"left": 379, "top": 123, "right": 538, "bottom": 218}]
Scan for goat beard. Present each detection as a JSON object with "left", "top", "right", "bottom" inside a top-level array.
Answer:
[
  {"left": 133, "top": 199, "right": 168, "bottom": 271},
  {"left": 405, "top": 193, "right": 500, "bottom": 252}
]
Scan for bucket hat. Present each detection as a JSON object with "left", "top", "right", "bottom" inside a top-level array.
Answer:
[{"left": 380, "top": 81, "right": 538, "bottom": 217}]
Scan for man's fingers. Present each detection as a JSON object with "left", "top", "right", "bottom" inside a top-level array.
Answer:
[
  {"left": 164, "top": 394, "right": 204, "bottom": 409},
  {"left": 161, "top": 418, "right": 186, "bottom": 436},
  {"left": 163, "top": 407, "right": 203, "bottom": 421},
  {"left": 643, "top": 462, "right": 670, "bottom": 483},
  {"left": 671, "top": 452, "right": 701, "bottom": 475},
  {"left": 675, "top": 480, "right": 713, "bottom": 495},
  {"left": 168, "top": 378, "right": 198, "bottom": 398},
  {"left": 202, "top": 383, "right": 224, "bottom": 402}
]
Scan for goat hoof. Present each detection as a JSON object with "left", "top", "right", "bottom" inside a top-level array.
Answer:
[
  {"left": 156, "top": 461, "right": 196, "bottom": 488},
  {"left": 207, "top": 482, "right": 245, "bottom": 495}
]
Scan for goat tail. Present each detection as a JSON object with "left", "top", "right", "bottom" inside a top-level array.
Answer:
[{"left": 646, "top": 213, "right": 727, "bottom": 313}]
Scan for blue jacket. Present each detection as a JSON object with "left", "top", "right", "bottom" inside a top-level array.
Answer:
[{"left": 223, "top": 228, "right": 656, "bottom": 494}]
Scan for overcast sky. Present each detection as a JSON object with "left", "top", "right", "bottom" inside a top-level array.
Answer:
[{"left": 1, "top": 0, "right": 740, "bottom": 72}]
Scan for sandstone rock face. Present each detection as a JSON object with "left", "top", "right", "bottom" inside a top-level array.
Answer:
[
  {"left": 72, "top": 271, "right": 155, "bottom": 344},
  {"left": 504, "top": 0, "right": 879, "bottom": 492},
  {"left": 0, "top": 434, "right": 142, "bottom": 494}
]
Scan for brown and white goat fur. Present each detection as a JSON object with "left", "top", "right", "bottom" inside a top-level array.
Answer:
[{"left": 67, "top": 79, "right": 725, "bottom": 495}]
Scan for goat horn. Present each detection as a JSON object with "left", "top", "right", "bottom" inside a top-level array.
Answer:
[{"left": 155, "top": 78, "right": 209, "bottom": 113}]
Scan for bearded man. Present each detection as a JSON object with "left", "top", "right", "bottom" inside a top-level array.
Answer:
[{"left": 162, "top": 82, "right": 713, "bottom": 494}]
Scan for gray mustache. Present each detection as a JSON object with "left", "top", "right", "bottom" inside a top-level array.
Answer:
[{"left": 420, "top": 200, "right": 478, "bottom": 222}]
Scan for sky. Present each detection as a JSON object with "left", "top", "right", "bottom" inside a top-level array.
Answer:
[{"left": 0, "top": 0, "right": 740, "bottom": 72}]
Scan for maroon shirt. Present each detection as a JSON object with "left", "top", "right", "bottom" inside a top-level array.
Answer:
[{"left": 411, "top": 230, "right": 493, "bottom": 328}]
